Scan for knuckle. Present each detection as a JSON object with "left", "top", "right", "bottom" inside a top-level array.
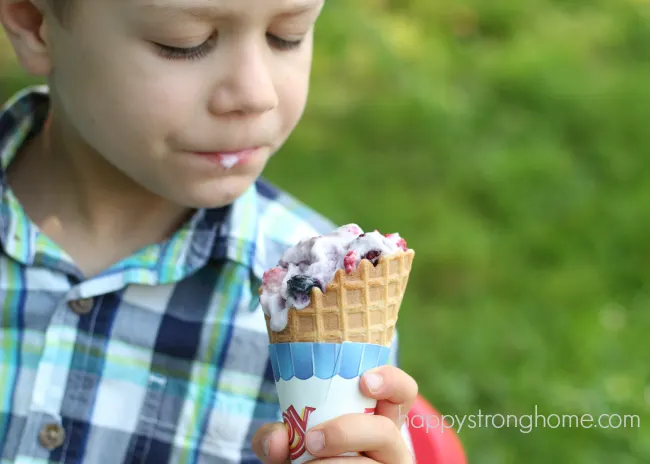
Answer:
[
  {"left": 409, "top": 375, "right": 419, "bottom": 398},
  {"left": 375, "top": 413, "right": 399, "bottom": 436},
  {"left": 251, "top": 426, "right": 266, "bottom": 445},
  {"left": 326, "top": 417, "right": 352, "bottom": 449},
  {"left": 398, "top": 371, "right": 419, "bottom": 400},
  {"left": 387, "top": 366, "right": 419, "bottom": 399}
]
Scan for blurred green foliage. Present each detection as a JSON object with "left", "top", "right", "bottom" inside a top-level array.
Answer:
[{"left": 2, "top": 1, "right": 649, "bottom": 463}]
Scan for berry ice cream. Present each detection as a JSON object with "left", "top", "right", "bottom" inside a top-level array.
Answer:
[{"left": 260, "top": 224, "right": 409, "bottom": 332}]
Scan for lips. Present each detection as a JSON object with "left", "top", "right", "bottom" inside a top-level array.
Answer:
[
  {"left": 193, "top": 148, "right": 256, "bottom": 156},
  {"left": 191, "top": 147, "right": 261, "bottom": 169}
]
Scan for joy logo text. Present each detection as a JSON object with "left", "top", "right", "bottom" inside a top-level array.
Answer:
[{"left": 283, "top": 405, "right": 316, "bottom": 460}]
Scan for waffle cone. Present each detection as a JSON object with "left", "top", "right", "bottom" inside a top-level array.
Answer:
[{"left": 263, "top": 249, "right": 414, "bottom": 347}]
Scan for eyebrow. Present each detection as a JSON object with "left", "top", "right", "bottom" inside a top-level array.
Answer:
[{"left": 137, "top": 0, "right": 324, "bottom": 20}]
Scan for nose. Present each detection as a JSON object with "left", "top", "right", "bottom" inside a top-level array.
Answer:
[{"left": 208, "top": 39, "right": 279, "bottom": 117}]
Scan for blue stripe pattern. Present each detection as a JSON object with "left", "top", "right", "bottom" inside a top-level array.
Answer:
[
  {"left": 0, "top": 86, "right": 404, "bottom": 463},
  {"left": 269, "top": 342, "right": 391, "bottom": 382}
]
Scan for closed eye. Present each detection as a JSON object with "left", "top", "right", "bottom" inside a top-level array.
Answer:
[
  {"left": 267, "top": 33, "right": 304, "bottom": 51},
  {"left": 154, "top": 35, "right": 217, "bottom": 60},
  {"left": 153, "top": 32, "right": 304, "bottom": 61}
]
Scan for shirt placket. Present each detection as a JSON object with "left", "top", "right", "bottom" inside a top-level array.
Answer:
[{"left": 13, "top": 277, "right": 127, "bottom": 462}]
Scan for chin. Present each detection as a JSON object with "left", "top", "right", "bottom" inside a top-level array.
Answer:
[{"left": 174, "top": 176, "right": 258, "bottom": 209}]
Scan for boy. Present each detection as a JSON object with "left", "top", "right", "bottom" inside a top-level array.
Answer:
[{"left": 0, "top": 0, "right": 418, "bottom": 462}]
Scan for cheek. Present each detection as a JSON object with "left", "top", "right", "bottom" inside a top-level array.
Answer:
[
  {"left": 276, "top": 71, "right": 311, "bottom": 135},
  {"left": 58, "top": 62, "right": 196, "bottom": 160},
  {"left": 53, "top": 31, "right": 194, "bottom": 140},
  {"left": 113, "top": 79, "right": 195, "bottom": 143},
  {"left": 98, "top": 68, "right": 195, "bottom": 141}
]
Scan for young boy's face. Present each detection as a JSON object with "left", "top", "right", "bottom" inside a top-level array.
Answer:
[{"left": 29, "top": 0, "right": 324, "bottom": 207}]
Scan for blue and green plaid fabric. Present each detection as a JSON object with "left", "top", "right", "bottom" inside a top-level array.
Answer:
[{"left": 0, "top": 86, "right": 406, "bottom": 463}]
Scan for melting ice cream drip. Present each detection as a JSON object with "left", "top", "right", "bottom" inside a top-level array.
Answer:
[{"left": 219, "top": 154, "right": 240, "bottom": 169}]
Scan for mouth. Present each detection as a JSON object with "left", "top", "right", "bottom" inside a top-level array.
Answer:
[{"left": 191, "top": 147, "right": 262, "bottom": 169}]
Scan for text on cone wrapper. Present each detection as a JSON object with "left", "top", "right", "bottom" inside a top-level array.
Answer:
[{"left": 282, "top": 405, "right": 377, "bottom": 460}]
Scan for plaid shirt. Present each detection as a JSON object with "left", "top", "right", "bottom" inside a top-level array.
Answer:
[{"left": 0, "top": 86, "right": 408, "bottom": 463}]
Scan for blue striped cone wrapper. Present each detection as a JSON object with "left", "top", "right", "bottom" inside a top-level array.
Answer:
[
  {"left": 263, "top": 250, "right": 414, "bottom": 462},
  {"left": 269, "top": 341, "right": 392, "bottom": 463}
]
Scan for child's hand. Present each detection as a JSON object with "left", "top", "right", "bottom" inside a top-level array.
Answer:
[{"left": 252, "top": 365, "right": 418, "bottom": 463}]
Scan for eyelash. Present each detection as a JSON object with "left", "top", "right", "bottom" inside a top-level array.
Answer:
[{"left": 155, "top": 34, "right": 303, "bottom": 61}]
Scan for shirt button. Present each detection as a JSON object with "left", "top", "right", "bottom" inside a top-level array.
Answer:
[
  {"left": 68, "top": 297, "right": 95, "bottom": 315},
  {"left": 38, "top": 423, "right": 65, "bottom": 450}
]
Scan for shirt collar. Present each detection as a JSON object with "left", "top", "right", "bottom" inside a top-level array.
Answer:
[
  {"left": 213, "top": 183, "right": 267, "bottom": 280},
  {"left": 0, "top": 85, "right": 50, "bottom": 180}
]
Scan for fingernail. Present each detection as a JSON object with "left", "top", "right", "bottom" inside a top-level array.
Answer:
[
  {"left": 364, "top": 372, "right": 384, "bottom": 392},
  {"left": 306, "top": 430, "right": 325, "bottom": 453},
  {"left": 263, "top": 433, "right": 272, "bottom": 457}
]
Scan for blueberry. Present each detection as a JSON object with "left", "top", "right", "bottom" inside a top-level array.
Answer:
[
  {"left": 287, "top": 275, "right": 322, "bottom": 298},
  {"left": 362, "top": 250, "right": 381, "bottom": 266}
]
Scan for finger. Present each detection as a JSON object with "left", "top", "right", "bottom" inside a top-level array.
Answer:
[
  {"left": 360, "top": 365, "right": 418, "bottom": 425},
  {"left": 305, "top": 412, "right": 411, "bottom": 464},
  {"left": 251, "top": 422, "right": 291, "bottom": 464}
]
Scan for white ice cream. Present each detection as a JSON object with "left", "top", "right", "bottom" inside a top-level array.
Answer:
[
  {"left": 260, "top": 224, "right": 409, "bottom": 332},
  {"left": 219, "top": 154, "right": 240, "bottom": 169}
]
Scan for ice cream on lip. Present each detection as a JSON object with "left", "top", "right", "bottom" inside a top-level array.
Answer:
[
  {"left": 259, "top": 224, "right": 410, "bottom": 332},
  {"left": 191, "top": 146, "right": 261, "bottom": 169}
]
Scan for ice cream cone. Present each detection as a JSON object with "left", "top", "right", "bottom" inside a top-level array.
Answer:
[
  {"left": 261, "top": 249, "right": 415, "bottom": 463},
  {"left": 264, "top": 249, "right": 415, "bottom": 347}
]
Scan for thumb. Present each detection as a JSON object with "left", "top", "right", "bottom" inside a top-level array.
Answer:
[{"left": 251, "top": 422, "right": 291, "bottom": 464}]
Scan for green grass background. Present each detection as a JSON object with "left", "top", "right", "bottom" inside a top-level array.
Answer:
[{"left": 2, "top": 2, "right": 649, "bottom": 463}]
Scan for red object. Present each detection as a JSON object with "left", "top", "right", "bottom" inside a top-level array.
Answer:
[
  {"left": 407, "top": 395, "right": 467, "bottom": 464},
  {"left": 344, "top": 251, "right": 358, "bottom": 273}
]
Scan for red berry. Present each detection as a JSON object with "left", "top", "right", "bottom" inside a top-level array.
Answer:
[
  {"left": 344, "top": 251, "right": 357, "bottom": 273},
  {"left": 263, "top": 267, "right": 286, "bottom": 288},
  {"left": 396, "top": 238, "right": 407, "bottom": 251}
]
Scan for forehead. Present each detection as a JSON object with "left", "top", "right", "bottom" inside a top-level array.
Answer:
[{"left": 131, "top": 0, "right": 324, "bottom": 19}]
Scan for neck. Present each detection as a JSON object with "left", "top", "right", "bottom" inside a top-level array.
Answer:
[{"left": 6, "top": 111, "right": 193, "bottom": 252}]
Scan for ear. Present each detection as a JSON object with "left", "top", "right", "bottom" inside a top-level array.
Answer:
[{"left": 0, "top": 0, "right": 52, "bottom": 75}]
